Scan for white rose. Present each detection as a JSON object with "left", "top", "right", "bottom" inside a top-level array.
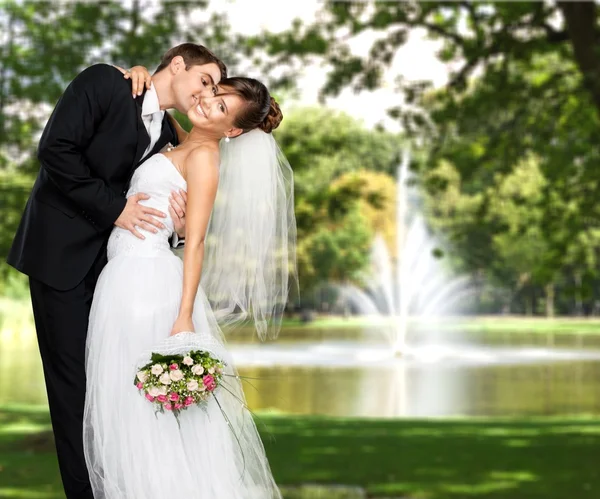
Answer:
[
  {"left": 187, "top": 380, "right": 199, "bottom": 391},
  {"left": 207, "top": 367, "right": 215, "bottom": 374},
  {"left": 159, "top": 373, "right": 172, "bottom": 385},
  {"left": 169, "top": 369, "right": 184, "bottom": 382},
  {"left": 151, "top": 364, "right": 164, "bottom": 376},
  {"left": 198, "top": 383, "right": 206, "bottom": 391},
  {"left": 191, "top": 364, "right": 204, "bottom": 375},
  {"left": 157, "top": 386, "right": 168, "bottom": 396},
  {"left": 148, "top": 386, "right": 160, "bottom": 397},
  {"left": 216, "top": 366, "right": 223, "bottom": 374},
  {"left": 136, "top": 371, "right": 148, "bottom": 383},
  {"left": 183, "top": 356, "right": 194, "bottom": 366}
]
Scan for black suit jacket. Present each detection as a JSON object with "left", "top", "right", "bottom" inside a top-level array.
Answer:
[{"left": 7, "top": 64, "right": 178, "bottom": 290}]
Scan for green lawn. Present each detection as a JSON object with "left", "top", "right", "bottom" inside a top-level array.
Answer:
[
  {"left": 275, "top": 315, "right": 600, "bottom": 335},
  {"left": 4, "top": 296, "right": 600, "bottom": 338},
  {"left": 1, "top": 405, "right": 599, "bottom": 498}
]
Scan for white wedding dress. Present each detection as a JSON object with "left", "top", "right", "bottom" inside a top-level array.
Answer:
[{"left": 83, "top": 154, "right": 281, "bottom": 499}]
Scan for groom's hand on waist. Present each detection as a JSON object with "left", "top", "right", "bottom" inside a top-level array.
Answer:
[
  {"left": 169, "top": 189, "right": 187, "bottom": 239},
  {"left": 115, "top": 193, "right": 167, "bottom": 240}
]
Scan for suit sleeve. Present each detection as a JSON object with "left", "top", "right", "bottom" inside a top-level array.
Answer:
[
  {"left": 171, "top": 232, "right": 185, "bottom": 248},
  {"left": 37, "top": 64, "right": 127, "bottom": 231}
]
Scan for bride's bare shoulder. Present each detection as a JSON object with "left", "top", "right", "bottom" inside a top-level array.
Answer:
[{"left": 184, "top": 145, "right": 219, "bottom": 185}]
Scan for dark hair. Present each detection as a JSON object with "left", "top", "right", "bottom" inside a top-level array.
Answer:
[
  {"left": 219, "top": 77, "right": 283, "bottom": 134},
  {"left": 155, "top": 43, "right": 227, "bottom": 80}
]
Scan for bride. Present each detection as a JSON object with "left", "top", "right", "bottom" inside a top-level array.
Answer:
[{"left": 83, "top": 75, "right": 295, "bottom": 498}]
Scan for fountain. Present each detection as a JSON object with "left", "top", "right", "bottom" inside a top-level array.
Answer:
[{"left": 337, "top": 149, "right": 475, "bottom": 356}]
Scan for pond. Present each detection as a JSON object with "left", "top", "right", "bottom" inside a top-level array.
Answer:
[{"left": 2, "top": 303, "right": 600, "bottom": 418}]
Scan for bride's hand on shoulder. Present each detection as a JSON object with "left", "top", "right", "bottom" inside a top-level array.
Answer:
[
  {"left": 113, "top": 64, "right": 152, "bottom": 98},
  {"left": 170, "top": 315, "right": 194, "bottom": 336}
]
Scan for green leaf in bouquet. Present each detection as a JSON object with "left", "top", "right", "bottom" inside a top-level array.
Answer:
[{"left": 150, "top": 353, "right": 184, "bottom": 364}]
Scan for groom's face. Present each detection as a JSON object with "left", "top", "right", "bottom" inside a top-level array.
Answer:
[{"left": 171, "top": 62, "right": 223, "bottom": 114}]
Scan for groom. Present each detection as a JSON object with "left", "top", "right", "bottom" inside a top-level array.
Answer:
[{"left": 7, "top": 43, "right": 227, "bottom": 498}]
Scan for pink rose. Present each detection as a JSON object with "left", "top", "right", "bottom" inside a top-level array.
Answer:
[
  {"left": 174, "top": 403, "right": 183, "bottom": 410},
  {"left": 169, "top": 392, "right": 179, "bottom": 402},
  {"left": 145, "top": 394, "right": 155, "bottom": 402},
  {"left": 184, "top": 396, "right": 194, "bottom": 406},
  {"left": 136, "top": 382, "right": 143, "bottom": 390},
  {"left": 164, "top": 403, "right": 172, "bottom": 411},
  {"left": 157, "top": 394, "right": 168, "bottom": 403},
  {"left": 203, "top": 375, "right": 217, "bottom": 392},
  {"left": 169, "top": 364, "right": 179, "bottom": 371}
]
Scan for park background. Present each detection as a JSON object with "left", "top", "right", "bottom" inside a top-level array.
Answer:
[{"left": 1, "top": 1, "right": 600, "bottom": 498}]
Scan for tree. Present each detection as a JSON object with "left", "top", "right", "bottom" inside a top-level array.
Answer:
[
  {"left": 301, "top": 206, "right": 373, "bottom": 292},
  {"left": 256, "top": 2, "right": 600, "bottom": 120},
  {"left": 253, "top": 1, "right": 600, "bottom": 262},
  {"left": 274, "top": 107, "right": 400, "bottom": 296}
]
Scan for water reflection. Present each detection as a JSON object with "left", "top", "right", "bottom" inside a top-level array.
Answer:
[
  {"left": 2, "top": 310, "right": 600, "bottom": 417},
  {"left": 238, "top": 360, "right": 600, "bottom": 417}
]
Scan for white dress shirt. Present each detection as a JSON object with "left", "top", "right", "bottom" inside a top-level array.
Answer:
[{"left": 141, "top": 84, "right": 164, "bottom": 160}]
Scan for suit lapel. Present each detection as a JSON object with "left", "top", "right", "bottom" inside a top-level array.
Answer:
[{"left": 133, "top": 92, "right": 150, "bottom": 167}]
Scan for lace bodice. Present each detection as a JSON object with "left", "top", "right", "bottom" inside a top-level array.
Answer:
[{"left": 107, "top": 154, "right": 187, "bottom": 260}]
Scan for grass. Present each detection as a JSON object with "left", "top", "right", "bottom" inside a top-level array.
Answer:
[
  {"left": 1, "top": 405, "right": 599, "bottom": 498},
  {"left": 276, "top": 315, "right": 600, "bottom": 335},
  {"left": 3, "top": 296, "right": 600, "bottom": 338}
]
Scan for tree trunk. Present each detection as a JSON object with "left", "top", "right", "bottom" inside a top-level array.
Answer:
[
  {"left": 558, "top": 1, "right": 600, "bottom": 116},
  {"left": 574, "top": 271, "right": 583, "bottom": 316},
  {"left": 123, "top": 0, "right": 140, "bottom": 64},
  {"left": 545, "top": 282, "right": 555, "bottom": 318},
  {"left": 525, "top": 293, "right": 533, "bottom": 317},
  {"left": 0, "top": 9, "right": 15, "bottom": 141}
]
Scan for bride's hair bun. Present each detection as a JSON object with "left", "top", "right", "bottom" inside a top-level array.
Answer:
[
  {"left": 259, "top": 97, "right": 283, "bottom": 134},
  {"left": 219, "top": 77, "right": 283, "bottom": 134}
]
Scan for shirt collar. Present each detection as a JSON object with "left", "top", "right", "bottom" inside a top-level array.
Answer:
[{"left": 141, "top": 83, "right": 163, "bottom": 118}]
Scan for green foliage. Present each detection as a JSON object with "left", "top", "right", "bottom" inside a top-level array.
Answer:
[
  {"left": 0, "top": 170, "right": 32, "bottom": 295},
  {"left": 275, "top": 108, "right": 400, "bottom": 294},
  {"left": 300, "top": 206, "right": 372, "bottom": 291},
  {"left": 254, "top": 1, "right": 600, "bottom": 313},
  {"left": 275, "top": 107, "right": 399, "bottom": 198}
]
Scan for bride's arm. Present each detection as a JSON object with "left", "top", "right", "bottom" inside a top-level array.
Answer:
[{"left": 170, "top": 148, "right": 220, "bottom": 335}]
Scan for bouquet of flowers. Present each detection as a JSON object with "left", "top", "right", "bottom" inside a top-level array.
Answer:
[{"left": 134, "top": 335, "right": 226, "bottom": 417}]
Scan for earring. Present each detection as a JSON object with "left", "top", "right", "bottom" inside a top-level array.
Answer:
[{"left": 225, "top": 135, "right": 230, "bottom": 143}]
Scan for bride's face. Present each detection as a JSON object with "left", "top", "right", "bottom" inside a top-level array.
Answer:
[{"left": 187, "top": 86, "right": 245, "bottom": 138}]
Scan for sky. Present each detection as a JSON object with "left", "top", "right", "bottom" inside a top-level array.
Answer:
[{"left": 209, "top": 0, "right": 450, "bottom": 132}]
